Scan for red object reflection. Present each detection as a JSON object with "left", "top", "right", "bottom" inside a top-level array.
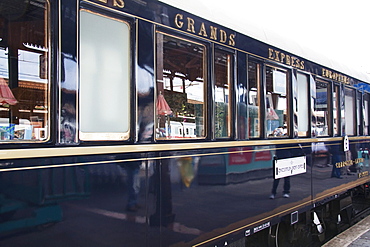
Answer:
[
  {"left": 0, "top": 78, "right": 18, "bottom": 105},
  {"left": 156, "top": 92, "right": 172, "bottom": 116}
]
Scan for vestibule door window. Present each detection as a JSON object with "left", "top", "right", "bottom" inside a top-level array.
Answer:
[
  {"left": 214, "top": 50, "right": 232, "bottom": 138},
  {"left": 313, "top": 80, "right": 330, "bottom": 137},
  {"left": 295, "top": 73, "right": 309, "bottom": 137},
  {"left": 79, "top": 10, "right": 131, "bottom": 141},
  {"left": 265, "top": 66, "right": 289, "bottom": 138},
  {"left": 333, "top": 85, "right": 340, "bottom": 136},
  {"left": 344, "top": 87, "right": 356, "bottom": 136},
  {"left": 364, "top": 94, "right": 369, "bottom": 135},
  {"left": 248, "top": 61, "right": 261, "bottom": 138}
]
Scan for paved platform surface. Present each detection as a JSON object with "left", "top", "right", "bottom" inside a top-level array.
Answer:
[{"left": 323, "top": 215, "right": 370, "bottom": 247}]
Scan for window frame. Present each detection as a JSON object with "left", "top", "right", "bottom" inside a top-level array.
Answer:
[
  {"left": 0, "top": 0, "right": 51, "bottom": 143},
  {"left": 154, "top": 31, "right": 208, "bottom": 140},
  {"left": 364, "top": 93, "right": 370, "bottom": 136},
  {"left": 344, "top": 86, "right": 357, "bottom": 136},
  {"left": 332, "top": 83, "right": 341, "bottom": 137},
  {"left": 246, "top": 58, "right": 263, "bottom": 139},
  {"left": 295, "top": 72, "right": 310, "bottom": 138},
  {"left": 357, "top": 90, "right": 363, "bottom": 136},
  {"left": 213, "top": 47, "right": 234, "bottom": 139},
  {"left": 312, "top": 79, "right": 333, "bottom": 137},
  {"left": 264, "top": 64, "right": 291, "bottom": 139}
]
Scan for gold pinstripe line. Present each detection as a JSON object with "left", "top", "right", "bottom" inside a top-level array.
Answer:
[{"left": 0, "top": 136, "right": 368, "bottom": 161}]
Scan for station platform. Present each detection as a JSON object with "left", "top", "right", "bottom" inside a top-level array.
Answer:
[{"left": 323, "top": 215, "right": 370, "bottom": 247}]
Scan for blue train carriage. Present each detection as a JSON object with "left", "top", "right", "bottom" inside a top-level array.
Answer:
[{"left": 0, "top": 0, "right": 370, "bottom": 246}]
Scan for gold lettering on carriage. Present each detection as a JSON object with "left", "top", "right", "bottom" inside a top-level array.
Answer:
[
  {"left": 96, "top": 0, "right": 125, "bottom": 8},
  {"left": 268, "top": 48, "right": 305, "bottom": 69},
  {"left": 335, "top": 158, "right": 364, "bottom": 168},
  {"left": 359, "top": 171, "right": 369, "bottom": 178},
  {"left": 175, "top": 14, "right": 236, "bottom": 46},
  {"left": 322, "top": 68, "right": 349, "bottom": 84}
]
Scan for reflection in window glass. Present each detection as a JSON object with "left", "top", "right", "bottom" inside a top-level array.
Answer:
[
  {"left": 266, "top": 66, "right": 288, "bottom": 138},
  {"left": 0, "top": 1, "right": 49, "bottom": 141},
  {"left": 296, "top": 73, "right": 309, "bottom": 137},
  {"left": 248, "top": 61, "right": 260, "bottom": 138},
  {"left": 156, "top": 33, "right": 205, "bottom": 139},
  {"left": 313, "top": 81, "right": 329, "bottom": 137},
  {"left": 345, "top": 87, "right": 356, "bottom": 135},
  {"left": 365, "top": 95, "right": 369, "bottom": 135},
  {"left": 214, "top": 50, "right": 231, "bottom": 138},
  {"left": 80, "top": 10, "right": 130, "bottom": 140}
]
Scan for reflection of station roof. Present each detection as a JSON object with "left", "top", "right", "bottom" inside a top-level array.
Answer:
[
  {"left": 162, "top": 37, "right": 204, "bottom": 82},
  {"left": 160, "top": 0, "right": 370, "bottom": 84},
  {"left": 162, "top": 37, "right": 228, "bottom": 86},
  {"left": 0, "top": 0, "right": 46, "bottom": 50}
]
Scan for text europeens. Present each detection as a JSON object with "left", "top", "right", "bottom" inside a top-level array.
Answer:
[
  {"left": 322, "top": 68, "right": 349, "bottom": 84},
  {"left": 174, "top": 14, "right": 236, "bottom": 46}
]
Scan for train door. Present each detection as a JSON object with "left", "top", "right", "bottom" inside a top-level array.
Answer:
[{"left": 78, "top": 4, "right": 150, "bottom": 247}]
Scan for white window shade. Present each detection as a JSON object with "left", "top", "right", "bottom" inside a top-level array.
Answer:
[
  {"left": 345, "top": 89, "right": 355, "bottom": 135},
  {"left": 79, "top": 10, "right": 130, "bottom": 140},
  {"left": 296, "top": 73, "right": 309, "bottom": 136}
]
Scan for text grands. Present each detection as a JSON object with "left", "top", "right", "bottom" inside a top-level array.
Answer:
[
  {"left": 174, "top": 14, "right": 236, "bottom": 46},
  {"left": 268, "top": 48, "right": 305, "bottom": 69}
]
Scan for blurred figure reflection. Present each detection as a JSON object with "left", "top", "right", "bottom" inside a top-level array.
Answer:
[
  {"left": 121, "top": 160, "right": 142, "bottom": 212},
  {"left": 150, "top": 157, "right": 175, "bottom": 226},
  {"left": 270, "top": 177, "right": 290, "bottom": 199}
]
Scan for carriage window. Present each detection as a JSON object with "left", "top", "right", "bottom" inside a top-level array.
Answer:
[
  {"left": 357, "top": 93, "right": 362, "bottom": 135},
  {"left": 214, "top": 50, "right": 232, "bottom": 138},
  {"left": 79, "top": 10, "right": 130, "bottom": 140},
  {"left": 364, "top": 95, "right": 369, "bottom": 135},
  {"left": 333, "top": 85, "right": 340, "bottom": 136},
  {"left": 266, "top": 66, "right": 289, "bottom": 138},
  {"left": 296, "top": 73, "right": 309, "bottom": 137},
  {"left": 0, "top": 1, "right": 49, "bottom": 141},
  {"left": 344, "top": 87, "right": 356, "bottom": 135},
  {"left": 313, "top": 80, "right": 329, "bottom": 137},
  {"left": 248, "top": 61, "right": 260, "bottom": 138},
  {"left": 156, "top": 33, "right": 205, "bottom": 139}
]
